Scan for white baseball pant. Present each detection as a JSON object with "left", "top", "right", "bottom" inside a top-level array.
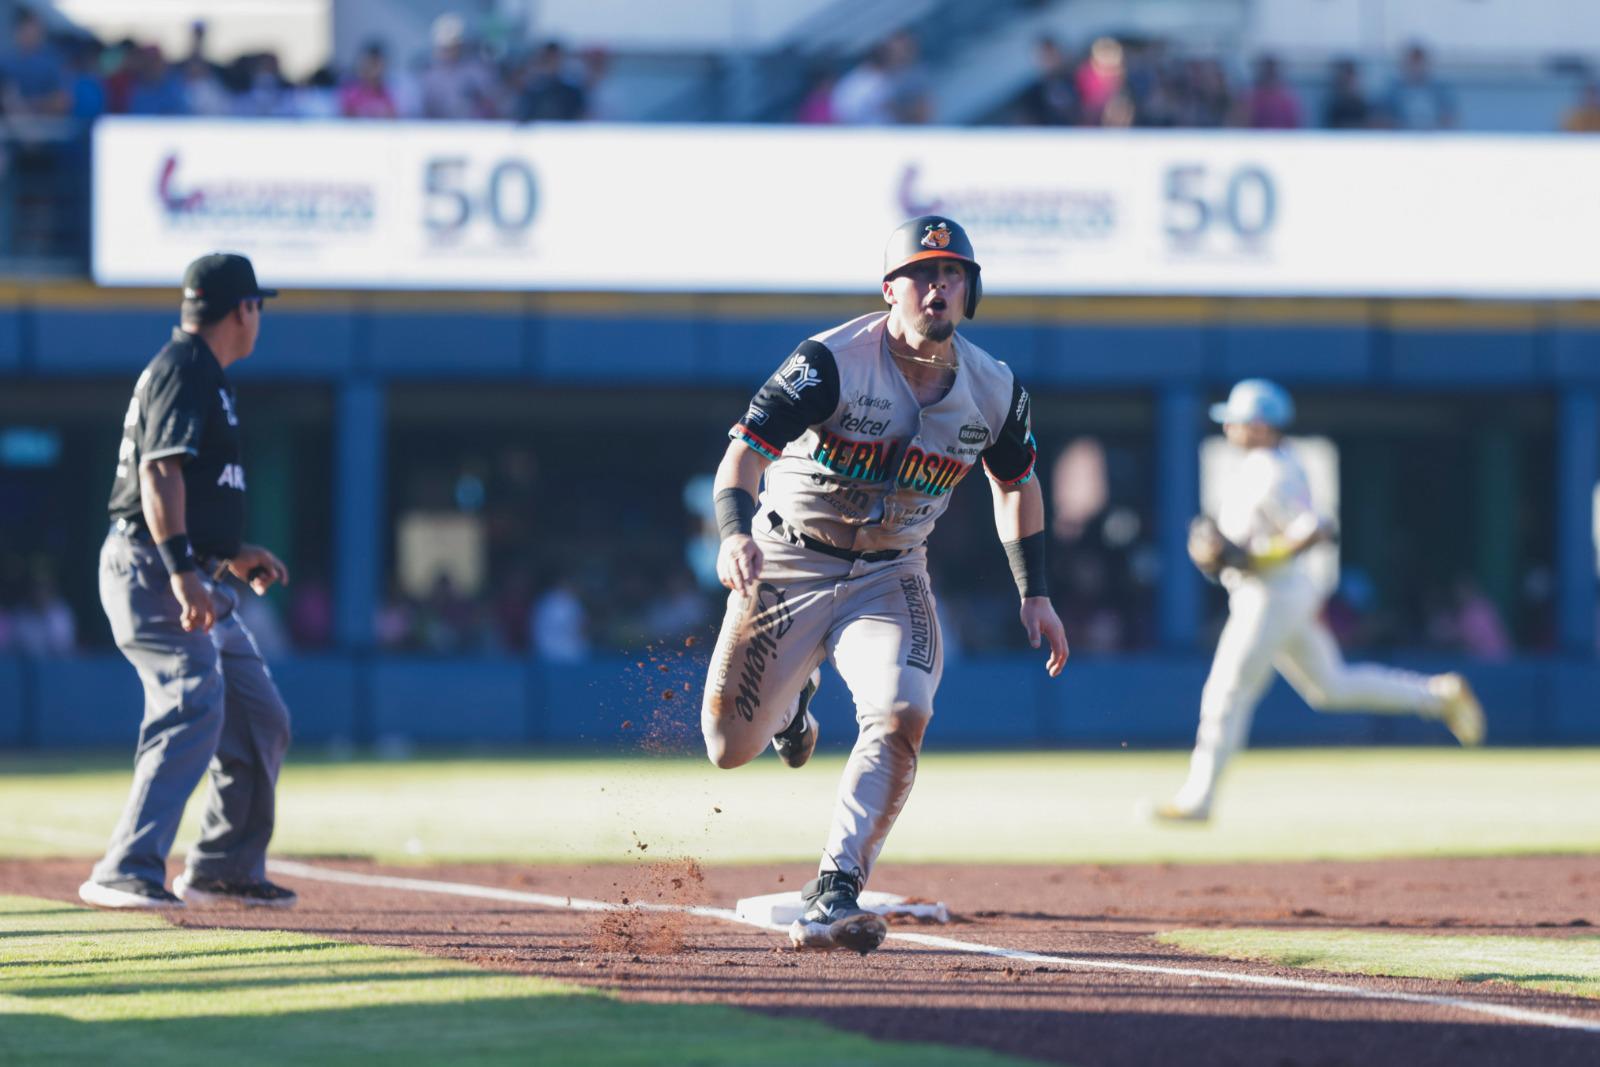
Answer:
[{"left": 1173, "top": 568, "right": 1445, "bottom": 813}]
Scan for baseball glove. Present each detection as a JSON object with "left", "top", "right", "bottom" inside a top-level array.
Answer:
[{"left": 1187, "top": 515, "right": 1250, "bottom": 582}]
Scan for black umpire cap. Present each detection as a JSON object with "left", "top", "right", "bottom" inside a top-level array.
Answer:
[{"left": 181, "top": 253, "right": 277, "bottom": 322}]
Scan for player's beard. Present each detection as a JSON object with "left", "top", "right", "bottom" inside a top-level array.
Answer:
[{"left": 913, "top": 310, "right": 956, "bottom": 342}]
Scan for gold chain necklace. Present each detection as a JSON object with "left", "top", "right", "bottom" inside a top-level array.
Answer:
[{"left": 884, "top": 334, "right": 957, "bottom": 370}]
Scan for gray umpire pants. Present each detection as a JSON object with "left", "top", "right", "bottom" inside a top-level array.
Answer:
[
  {"left": 91, "top": 528, "right": 292, "bottom": 887},
  {"left": 701, "top": 528, "right": 943, "bottom": 886}
]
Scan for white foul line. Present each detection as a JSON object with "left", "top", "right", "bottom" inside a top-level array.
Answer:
[{"left": 268, "top": 859, "right": 1600, "bottom": 1036}]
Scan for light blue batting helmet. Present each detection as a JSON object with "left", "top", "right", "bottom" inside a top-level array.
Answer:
[{"left": 1209, "top": 378, "right": 1294, "bottom": 428}]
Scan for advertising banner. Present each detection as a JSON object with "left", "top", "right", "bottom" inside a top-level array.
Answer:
[{"left": 93, "top": 119, "right": 1600, "bottom": 297}]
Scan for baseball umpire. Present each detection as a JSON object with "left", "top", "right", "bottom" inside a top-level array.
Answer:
[
  {"left": 702, "top": 216, "right": 1069, "bottom": 954},
  {"left": 79, "top": 252, "right": 297, "bottom": 910}
]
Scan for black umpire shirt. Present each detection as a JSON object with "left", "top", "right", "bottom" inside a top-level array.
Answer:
[{"left": 108, "top": 328, "right": 246, "bottom": 559}]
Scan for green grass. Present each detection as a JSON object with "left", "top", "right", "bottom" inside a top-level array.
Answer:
[
  {"left": 2, "top": 748, "right": 1598, "bottom": 866},
  {"left": 1158, "top": 927, "right": 1600, "bottom": 1002},
  {"left": 0, "top": 896, "right": 1029, "bottom": 1066}
]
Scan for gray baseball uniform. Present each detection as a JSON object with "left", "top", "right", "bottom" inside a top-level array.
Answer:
[{"left": 702, "top": 311, "right": 1035, "bottom": 883}]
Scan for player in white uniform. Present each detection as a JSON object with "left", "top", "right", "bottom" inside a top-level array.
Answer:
[
  {"left": 702, "top": 216, "right": 1069, "bottom": 953},
  {"left": 1156, "top": 379, "right": 1486, "bottom": 823}
]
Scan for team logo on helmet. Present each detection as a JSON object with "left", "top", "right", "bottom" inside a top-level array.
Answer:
[{"left": 920, "top": 222, "right": 952, "bottom": 250}]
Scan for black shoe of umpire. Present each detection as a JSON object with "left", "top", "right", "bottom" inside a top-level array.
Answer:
[
  {"left": 771, "top": 669, "right": 821, "bottom": 769},
  {"left": 787, "top": 869, "right": 887, "bottom": 955},
  {"left": 174, "top": 872, "right": 298, "bottom": 909}
]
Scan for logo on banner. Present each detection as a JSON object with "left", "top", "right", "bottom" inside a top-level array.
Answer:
[
  {"left": 897, "top": 164, "right": 1115, "bottom": 242},
  {"left": 156, "top": 154, "right": 376, "bottom": 232}
]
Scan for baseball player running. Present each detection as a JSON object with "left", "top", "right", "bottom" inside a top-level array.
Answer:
[
  {"left": 79, "top": 253, "right": 296, "bottom": 909},
  {"left": 1156, "top": 379, "right": 1485, "bottom": 823},
  {"left": 703, "top": 216, "right": 1069, "bottom": 954}
]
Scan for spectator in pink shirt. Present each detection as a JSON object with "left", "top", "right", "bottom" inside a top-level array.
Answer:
[
  {"left": 1240, "top": 54, "right": 1301, "bottom": 129},
  {"left": 795, "top": 63, "right": 837, "bottom": 124},
  {"left": 1075, "top": 37, "right": 1125, "bottom": 125},
  {"left": 340, "top": 41, "right": 398, "bottom": 118}
]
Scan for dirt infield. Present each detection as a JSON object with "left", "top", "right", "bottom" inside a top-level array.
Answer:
[{"left": 7, "top": 854, "right": 1600, "bottom": 1066}]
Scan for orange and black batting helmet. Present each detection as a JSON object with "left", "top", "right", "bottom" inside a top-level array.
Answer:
[{"left": 882, "top": 215, "right": 982, "bottom": 319}]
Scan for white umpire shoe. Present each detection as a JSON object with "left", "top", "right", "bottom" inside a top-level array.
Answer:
[
  {"left": 1430, "top": 673, "right": 1486, "bottom": 746},
  {"left": 78, "top": 877, "right": 185, "bottom": 909}
]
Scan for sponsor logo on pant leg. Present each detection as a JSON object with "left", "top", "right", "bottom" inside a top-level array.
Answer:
[
  {"left": 733, "top": 582, "right": 794, "bottom": 722},
  {"left": 899, "top": 575, "right": 937, "bottom": 674}
]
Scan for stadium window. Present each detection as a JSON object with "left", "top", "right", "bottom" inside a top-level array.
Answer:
[{"left": 384, "top": 384, "right": 732, "bottom": 658}]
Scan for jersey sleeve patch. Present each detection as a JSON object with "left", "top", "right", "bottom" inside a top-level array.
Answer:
[
  {"left": 728, "top": 340, "right": 840, "bottom": 457},
  {"left": 980, "top": 377, "right": 1037, "bottom": 486},
  {"left": 139, "top": 362, "right": 209, "bottom": 463}
]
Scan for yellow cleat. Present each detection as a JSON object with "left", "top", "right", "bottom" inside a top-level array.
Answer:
[{"left": 1432, "top": 673, "right": 1486, "bottom": 746}]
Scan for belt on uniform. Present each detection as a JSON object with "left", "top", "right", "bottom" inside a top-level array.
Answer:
[
  {"left": 111, "top": 517, "right": 232, "bottom": 579},
  {"left": 766, "top": 511, "right": 911, "bottom": 563}
]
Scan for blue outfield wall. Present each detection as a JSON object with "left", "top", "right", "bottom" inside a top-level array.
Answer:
[
  {"left": 4, "top": 294, "right": 1597, "bottom": 749},
  {"left": 3, "top": 653, "right": 1596, "bottom": 750},
  {"left": 15, "top": 298, "right": 1600, "bottom": 387}
]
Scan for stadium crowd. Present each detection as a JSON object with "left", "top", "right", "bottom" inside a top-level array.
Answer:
[
  {"left": 2, "top": 4, "right": 1598, "bottom": 131},
  {"left": 0, "top": 7, "right": 603, "bottom": 124}
]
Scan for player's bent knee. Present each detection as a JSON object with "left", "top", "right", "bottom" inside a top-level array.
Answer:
[
  {"left": 700, "top": 703, "right": 763, "bottom": 770},
  {"left": 702, "top": 732, "right": 759, "bottom": 770}
]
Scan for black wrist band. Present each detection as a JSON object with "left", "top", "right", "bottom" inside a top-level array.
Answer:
[
  {"left": 714, "top": 487, "right": 758, "bottom": 541},
  {"left": 158, "top": 534, "right": 197, "bottom": 575},
  {"left": 1002, "top": 531, "right": 1049, "bottom": 599}
]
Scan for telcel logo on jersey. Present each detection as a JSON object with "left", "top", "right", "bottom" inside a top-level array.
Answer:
[{"left": 838, "top": 410, "right": 890, "bottom": 436}]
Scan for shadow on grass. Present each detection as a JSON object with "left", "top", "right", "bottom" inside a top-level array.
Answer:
[
  {"left": 0, "top": 994, "right": 1023, "bottom": 1067},
  {"left": 5, "top": 966, "right": 482, "bottom": 1001},
  {"left": 10, "top": 997, "right": 1585, "bottom": 1067},
  {"left": 759, "top": 1004, "right": 1600, "bottom": 1067},
  {"left": 1, "top": 942, "right": 351, "bottom": 970},
  {"left": 1, "top": 926, "right": 164, "bottom": 939}
]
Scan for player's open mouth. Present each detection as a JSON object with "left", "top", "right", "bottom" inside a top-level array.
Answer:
[{"left": 928, "top": 298, "right": 947, "bottom": 313}]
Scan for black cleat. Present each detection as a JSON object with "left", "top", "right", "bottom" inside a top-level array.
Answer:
[
  {"left": 788, "top": 869, "right": 887, "bottom": 955},
  {"left": 174, "top": 872, "right": 298, "bottom": 909},
  {"left": 771, "top": 669, "right": 820, "bottom": 769}
]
